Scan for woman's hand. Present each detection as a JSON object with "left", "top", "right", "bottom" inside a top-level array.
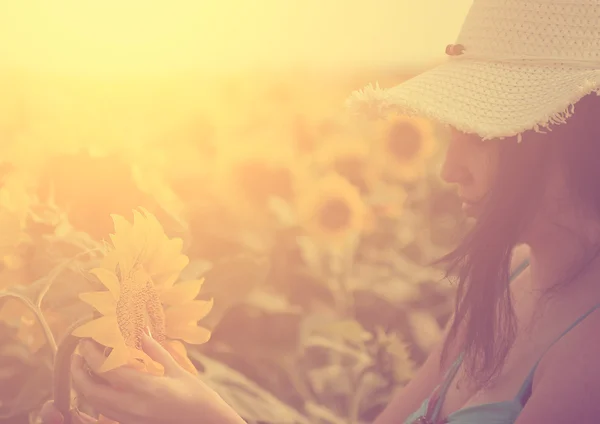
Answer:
[
  {"left": 39, "top": 400, "right": 97, "bottom": 424},
  {"left": 43, "top": 333, "right": 245, "bottom": 424}
]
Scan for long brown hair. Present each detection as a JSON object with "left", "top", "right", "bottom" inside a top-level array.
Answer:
[{"left": 434, "top": 93, "right": 600, "bottom": 389}]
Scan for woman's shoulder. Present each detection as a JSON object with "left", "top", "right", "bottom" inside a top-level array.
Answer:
[
  {"left": 519, "top": 306, "right": 600, "bottom": 422},
  {"left": 538, "top": 302, "right": 600, "bottom": 373}
]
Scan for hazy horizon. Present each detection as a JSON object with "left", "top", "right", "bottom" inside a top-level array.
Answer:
[{"left": 0, "top": 0, "right": 473, "bottom": 76}]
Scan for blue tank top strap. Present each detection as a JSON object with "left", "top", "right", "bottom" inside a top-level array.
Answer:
[
  {"left": 511, "top": 256, "right": 530, "bottom": 280},
  {"left": 430, "top": 352, "right": 465, "bottom": 420},
  {"left": 515, "top": 302, "right": 600, "bottom": 404}
]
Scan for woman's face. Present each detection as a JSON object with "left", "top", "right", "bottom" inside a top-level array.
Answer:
[{"left": 440, "top": 127, "right": 501, "bottom": 218}]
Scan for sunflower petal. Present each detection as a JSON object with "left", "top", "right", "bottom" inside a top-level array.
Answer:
[
  {"left": 155, "top": 268, "right": 186, "bottom": 288},
  {"left": 166, "top": 325, "right": 211, "bottom": 345},
  {"left": 109, "top": 215, "right": 133, "bottom": 250},
  {"left": 132, "top": 209, "right": 151, "bottom": 262},
  {"left": 160, "top": 279, "right": 204, "bottom": 306},
  {"left": 79, "top": 291, "right": 117, "bottom": 316},
  {"left": 140, "top": 209, "right": 167, "bottom": 260},
  {"left": 89, "top": 268, "right": 120, "bottom": 299},
  {"left": 98, "top": 343, "right": 130, "bottom": 373},
  {"left": 148, "top": 238, "right": 188, "bottom": 284},
  {"left": 102, "top": 250, "right": 119, "bottom": 273},
  {"left": 129, "top": 347, "right": 165, "bottom": 376},
  {"left": 111, "top": 213, "right": 133, "bottom": 236},
  {"left": 72, "top": 316, "right": 122, "bottom": 348},
  {"left": 163, "top": 340, "right": 197, "bottom": 375},
  {"left": 165, "top": 299, "right": 213, "bottom": 324},
  {"left": 109, "top": 215, "right": 136, "bottom": 273}
]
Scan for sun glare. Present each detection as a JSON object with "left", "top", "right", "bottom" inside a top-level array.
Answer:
[{"left": 0, "top": 0, "right": 472, "bottom": 75}]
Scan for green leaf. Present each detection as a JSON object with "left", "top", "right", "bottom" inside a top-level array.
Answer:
[{"left": 304, "top": 401, "right": 347, "bottom": 424}]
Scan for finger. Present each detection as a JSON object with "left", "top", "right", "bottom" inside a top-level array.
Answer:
[
  {"left": 69, "top": 408, "right": 97, "bottom": 424},
  {"left": 141, "top": 332, "right": 183, "bottom": 376},
  {"left": 72, "top": 355, "right": 139, "bottom": 423},
  {"left": 71, "top": 354, "right": 132, "bottom": 410},
  {"left": 78, "top": 339, "right": 152, "bottom": 389},
  {"left": 39, "top": 401, "right": 64, "bottom": 424}
]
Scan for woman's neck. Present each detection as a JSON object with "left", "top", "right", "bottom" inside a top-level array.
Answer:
[{"left": 526, "top": 240, "right": 600, "bottom": 295}]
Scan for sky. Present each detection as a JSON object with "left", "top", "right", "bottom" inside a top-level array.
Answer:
[{"left": 0, "top": 0, "right": 473, "bottom": 76}]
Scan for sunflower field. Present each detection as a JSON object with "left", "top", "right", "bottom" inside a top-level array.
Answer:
[{"left": 0, "top": 67, "right": 469, "bottom": 424}]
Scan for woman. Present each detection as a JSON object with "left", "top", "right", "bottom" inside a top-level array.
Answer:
[{"left": 42, "top": 0, "right": 600, "bottom": 423}]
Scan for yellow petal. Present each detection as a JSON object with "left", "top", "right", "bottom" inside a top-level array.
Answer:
[
  {"left": 154, "top": 269, "right": 185, "bottom": 288},
  {"left": 131, "top": 209, "right": 151, "bottom": 261},
  {"left": 139, "top": 208, "right": 167, "bottom": 260},
  {"left": 163, "top": 340, "right": 197, "bottom": 375},
  {"left": 79, "top": 291, "right": 117, "bottom": 316},
  {"left": 160, "top": 279, "right": 204, "bottom": 306},
  {"left": 109, "top": 214, "right": 136, "bottom": 273},
  {"left": 72, "top": 316, "right": 122, "bottom": 348},
  {"left": 166, "top": 325, "right": 211, "bottom": 345},
  {"left": 165, "top": 299, "right": 213, "bottom": 324},
  {"left": 110, "top": 233, "right": 135, "bottom": 274},
  {"left": 111, "top": 214, "right": 133, "bottom": 239},
  {"left": 129, "top": 347, "right": 165, "bottom": 376},
  {"left": 89, "top": 268, "right": 120, "bottom": 299},
  {"left": 102, "top": 250, "right": 119, "bottom": 272},
  {"left": 132, "top": 266, "right": 151, "bottom": 286},
  {"left": 148, "top": 238, "right": 188, "bottom": 284},
  {"left": 98, "top": 343, "right": 130, "bottom": 373}
]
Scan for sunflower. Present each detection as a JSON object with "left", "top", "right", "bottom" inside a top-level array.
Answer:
[
  {"left": 72, "top": 209, "right": 212, "bottom": 375},
  {"left": 296, "top": 173, "right": 368, "bottom": 249},
  {"left": 374, "top": 114, "right": 438, "bottom": 182},
  {"left": 211, "top": 136, "right": 301, "bottom": 227},
  {"left": 313, "top": 134, "right": 380, "bottom": 194},
  {"left": 374, "top": 327, "right": 415, "bottom": 385}
]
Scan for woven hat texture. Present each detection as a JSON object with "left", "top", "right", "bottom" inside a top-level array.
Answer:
[{"left": 346, "top": 0, "right": 600, "bottom": 142}]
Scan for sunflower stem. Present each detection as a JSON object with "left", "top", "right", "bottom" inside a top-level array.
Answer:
[
  {"left": 0, "top": 290, "right": 58, "bottom": 355},
  {"left": 53, "top": 316, "right": 95, "bottom": 424},
  {"left": 348, "top": 362, "right": 377, "bottom": 424}
]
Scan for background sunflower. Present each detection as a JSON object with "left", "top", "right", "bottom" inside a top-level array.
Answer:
[{"left": 373, "top": 114, "right": 439, "bottom": 183}]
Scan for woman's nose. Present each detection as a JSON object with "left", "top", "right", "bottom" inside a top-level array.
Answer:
[{"left": 440, "top": 149, "right": 472, "bottom": 185}]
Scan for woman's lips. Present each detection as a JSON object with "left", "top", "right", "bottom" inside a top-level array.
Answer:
[{"left": 460, "top": 198, "right": 479, "bottom": 215}]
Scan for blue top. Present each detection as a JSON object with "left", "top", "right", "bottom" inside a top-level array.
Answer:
[{"left": 404, "top": 258, "right": 600, "bottom": 424}]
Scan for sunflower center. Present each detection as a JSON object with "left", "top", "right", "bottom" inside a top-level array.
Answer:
[
  {"left": 116, "top": 269, "right": 166, "bottom": 350},
  {"left": 387, "top": 122, "right": 422, "bottom": 162},
  {"left": 318, "top": 197, "right": 352, "bottom": 232}
]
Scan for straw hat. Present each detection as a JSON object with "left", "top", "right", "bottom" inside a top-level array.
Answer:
[{"left": 345, "top": 0, "right": 600, "bottom": 142}]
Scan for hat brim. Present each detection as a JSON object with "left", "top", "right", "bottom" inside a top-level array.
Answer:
[{"left": 346, "top": 60, "right": 600, "bottom": 141}]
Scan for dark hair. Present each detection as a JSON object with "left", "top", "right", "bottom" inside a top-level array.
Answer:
[{"left": 434, "top": 93, "right": 600, "bottom": 389}]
